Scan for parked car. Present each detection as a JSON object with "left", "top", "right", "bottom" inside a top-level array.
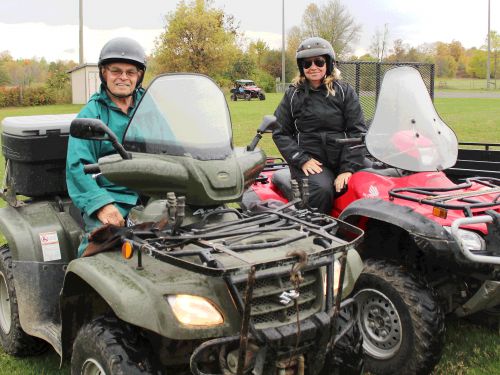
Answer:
[{"left": 230, "top": 79, "right": 266, "bottom": 101}]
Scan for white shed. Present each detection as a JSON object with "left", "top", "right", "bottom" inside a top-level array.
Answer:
[{"left": 68, "top": 64, "right": 100, "bottom": 104}]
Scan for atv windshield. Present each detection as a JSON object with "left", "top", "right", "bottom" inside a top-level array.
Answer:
[
  {"left": 366, "top": 67, "right": 458, "bottom": 172},
  {"left": 123, "top": 74, "right": 233, "bottom": 160}
]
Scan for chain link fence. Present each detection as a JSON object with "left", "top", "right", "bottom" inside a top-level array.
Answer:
[{"left": 276, "top": 61, "right": 435, "bottom": 125}]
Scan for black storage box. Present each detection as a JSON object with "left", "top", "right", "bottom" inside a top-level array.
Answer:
[{"left": 1, "top": 114, "right": 77, "bottom": 197}]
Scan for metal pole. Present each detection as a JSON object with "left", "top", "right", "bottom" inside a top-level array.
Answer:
[
  {"left": 79, "top": 0, "right": 84, "bottom": 64},
  {"left": 281, "top": 0, "right": 285, "bottom": 84},
  {"left": 486, "top": 0, "right": 491, "bottom": 89}
]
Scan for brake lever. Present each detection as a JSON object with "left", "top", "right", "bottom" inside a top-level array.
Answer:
[{"left": 349, "top": 144, "right": 366, "bottom": 151}]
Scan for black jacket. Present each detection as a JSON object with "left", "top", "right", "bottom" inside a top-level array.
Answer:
[{"left": 273, "top": 80, "right": 366, "bottom": 173}]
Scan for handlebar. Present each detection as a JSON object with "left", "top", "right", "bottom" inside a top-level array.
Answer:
[
  {"left": 83, "top": 164, "right": 101, "bottom": 174},
  {"left": 335, "top": 137, "right": 363, "bottom": 145}
]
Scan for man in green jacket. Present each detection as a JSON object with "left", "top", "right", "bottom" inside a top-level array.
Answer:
[{"left": 66, "top": 37, "right": 146, "bottom": 257}]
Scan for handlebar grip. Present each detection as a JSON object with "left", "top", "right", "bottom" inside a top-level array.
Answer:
[
  {"left": 336, "top": 137, "right": 363, "bottom": 145},
  {"left": 83, "top": 164, "right": 100, "bottom": 174}
]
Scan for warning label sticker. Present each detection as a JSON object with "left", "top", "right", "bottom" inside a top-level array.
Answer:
[{"left": 39, "top": 231, "right": 62, "bottom": 262}]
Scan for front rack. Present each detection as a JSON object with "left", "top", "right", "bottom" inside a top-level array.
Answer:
[
  {"left": 122, "top": 200, "right": 363, "bottom": 277},
  {"left": 389, "top": 177, "right": 500, "bottom": 217}
]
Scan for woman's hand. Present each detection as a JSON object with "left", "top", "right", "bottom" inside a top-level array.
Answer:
[
  {"left": 334, "top": 172, "right": 352, "bottom": 192},
  {"left": 96, "top": 204, "right": 125, "bottom": 226},
  {"left": 301, "top": 158, "right": 323, "bottom": 176}
]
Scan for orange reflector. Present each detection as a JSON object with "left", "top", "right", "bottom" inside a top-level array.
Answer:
[
  {"left": 121, "top": 241, "right": 134, "bottom": 259},
  {"left": 432, "top": 206, "right": 447, "bottom": 219}
]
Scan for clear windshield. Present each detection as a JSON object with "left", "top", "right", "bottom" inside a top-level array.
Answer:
[
  {"left": 366, "top": 67, "right": 458, "bottom": 171},
  {"left": 123, "top": 74, "right": 233, "bottom": 160}
]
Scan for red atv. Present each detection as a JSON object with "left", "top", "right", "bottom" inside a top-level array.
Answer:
[
  {"left": 243, "top": 67, "right": 500, "bottom": 375},
  {"left": 230, "top": 79, "right": 266, "bottom": 101}
]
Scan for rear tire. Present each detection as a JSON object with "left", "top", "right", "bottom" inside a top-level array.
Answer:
[
  {"left": 231, "top": 94, "right": 237, "bottom": 101},
  {"left": 259, "top": 93, "right": 266, "bottom": 100},
  {"left": 71, "top": 316, "right": 159, "bottom": 375},
  {"left": 245, "top": 93, "right": 251, "bottom": 101},
  {"left": 0, "top": 245, "right": 48, "bottom": 356},
  {"left": 353, "top": 259, "right": 445, "bottom": 375}
]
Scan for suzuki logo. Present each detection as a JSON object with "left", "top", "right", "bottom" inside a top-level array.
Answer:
[{"left": 279, "top": 290, "right": 300, "bottom": 305}]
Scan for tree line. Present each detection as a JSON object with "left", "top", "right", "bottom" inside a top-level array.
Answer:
[{"left": 0, "top": 0, "right": 498, "bottom": 107}]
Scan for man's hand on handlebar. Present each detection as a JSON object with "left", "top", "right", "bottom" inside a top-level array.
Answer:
[{"left": 96, "top": 204, "right": 125, "bottom": 227}]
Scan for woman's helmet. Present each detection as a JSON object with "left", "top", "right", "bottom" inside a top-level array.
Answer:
[
  {"left": 98, "top": 37, "right": 147, "bottom": 89},
  {"left": 296, "top": 37, "right": 336, "bottom": 76}
]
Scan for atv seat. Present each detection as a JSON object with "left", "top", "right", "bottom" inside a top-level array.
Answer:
[
  {"left": 271, "top": 164, "right": 406, "bottom": 201},
  {"left": 271, "top": 168, "right": 294, "bottom": 201}
]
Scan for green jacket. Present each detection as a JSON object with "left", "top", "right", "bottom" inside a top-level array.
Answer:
[{"left": 66, "top": 85, "right": 145, "bottom": 217}]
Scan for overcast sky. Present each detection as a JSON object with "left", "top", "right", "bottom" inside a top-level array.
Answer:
[{"left": 0, "top": 0, "right": 497, "bottom": 63}]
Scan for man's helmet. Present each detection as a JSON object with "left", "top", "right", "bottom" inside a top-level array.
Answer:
[
  {"left": 296, "top": 37, "right": 336, "bottom": 76},
  {"left": 98, "top": 37, "right": 147, "bottom": 88}
]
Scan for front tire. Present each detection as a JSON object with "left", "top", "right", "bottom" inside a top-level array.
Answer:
[
  {"left": 353, "top": 259, "right": 445, "bottom": 375},
  {"left": 322, "top": 304, "right": 364, "bottom": 375},
  {"left": 0, "top": 245, "right": 48, "bottom": 356},
  {"left": 71, "top": 316, "right": 159, "bottom": 375},
  {"left": 259, "top": 93, "right": 266, "bottom": 100}
]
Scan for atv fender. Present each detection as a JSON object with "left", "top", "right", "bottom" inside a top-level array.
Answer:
[
  {"left": 0, "top": 201, "right": 82, "bottom": 350},
  {"left": 60, "top": 252, "right": 241, "bottom": 358},
  {"left": 339, "top": 198, "right": 461, "bottom": 259},
  {"left": 0, "top": 200, "right": 81, "bottom": 262}
]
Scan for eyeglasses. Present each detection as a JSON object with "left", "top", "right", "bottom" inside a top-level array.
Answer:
[
  {"left": 106, "top": 66, "right": 139, "bottom": 78},
  {"left": 302, "top": 58, "right": 326, "bottom": 69}
]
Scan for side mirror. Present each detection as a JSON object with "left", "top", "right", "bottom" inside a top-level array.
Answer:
[
  {"left": 247, "top": 115, "right": 278, "bottom": 151},
  {"left": 70, "top": 118, "right": 131, "bottom": 160},
  {"left": 70, "top": 118, "right": 111, "bottom": 140}
]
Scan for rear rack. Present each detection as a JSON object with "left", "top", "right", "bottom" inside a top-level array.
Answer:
[
  {"left": 123, "top": 200, "right": 363, "bottom": 277},
  {"left": 389, "top": 177, "right": 500, "bottom": 217}
]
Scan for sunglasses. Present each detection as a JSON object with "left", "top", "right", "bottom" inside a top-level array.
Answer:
[{"left": 302, "top": 58, "right": 326, "bottom": 69}]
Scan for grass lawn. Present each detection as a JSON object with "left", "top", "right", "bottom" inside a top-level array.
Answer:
[
  {"left": 0, "top": 95, "right": 499, "bottom": 374},
  {"left": 435, "top": 78, "right": 500, "bottom": 91}
]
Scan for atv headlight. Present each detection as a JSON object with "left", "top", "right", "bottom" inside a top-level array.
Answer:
[
  {"left": 167, "top": 295, "right": 224, "bottom": 326},
  {"left": 445, "top": 227, "right": 485, "bottom": 252},
  {"left": 323, "top": 260, "right": 341, "bottom": 296}
]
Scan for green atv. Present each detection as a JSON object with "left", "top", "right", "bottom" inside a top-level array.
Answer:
[{"left": 0, "top": 73, "right": 364, "bottom": 375}]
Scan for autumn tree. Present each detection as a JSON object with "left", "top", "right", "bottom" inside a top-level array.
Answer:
[
  {"left": 152, "top": 0, "right": 240, "bottom": 80},
  {"left": 294, "top": 0, "right": 361, "bottom": 58},
  {"left": 0, "top": 63, "right": 9, "bottom": 85},
  {"left": 486, "top": 30, "right": 500, "bottom": 79},
  {"left": 468, "top": 49, "right": 488, "bottom": 78},
  {"left": 248, "top": 39, "right": 269, "bottom": 68}
]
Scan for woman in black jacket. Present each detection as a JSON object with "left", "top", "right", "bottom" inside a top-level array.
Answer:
[{"left": 273, "top": 37, "right": 367, "bottom": 213}]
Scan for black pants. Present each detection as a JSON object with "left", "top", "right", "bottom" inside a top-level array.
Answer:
[{"left": 290, "top": 166, "right": 336, "bottom": 214}]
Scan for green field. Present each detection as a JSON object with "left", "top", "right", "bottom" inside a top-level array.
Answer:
[
  {"left": 436, "top": 78, "right": 500, "bottom": 91},
  {"left": 0, "top": 95, "right": 499, "bottom": 374}
]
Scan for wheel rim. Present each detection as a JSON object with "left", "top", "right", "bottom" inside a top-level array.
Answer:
[
  {"left": 0, "top": 270, "right": 12, "bottom": 334},
  {"left": 354, "top": 288, "right": 402, "bottom": 359},
  {"left": 82, "top": 358, "right": 107, "bottom": 375}
]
